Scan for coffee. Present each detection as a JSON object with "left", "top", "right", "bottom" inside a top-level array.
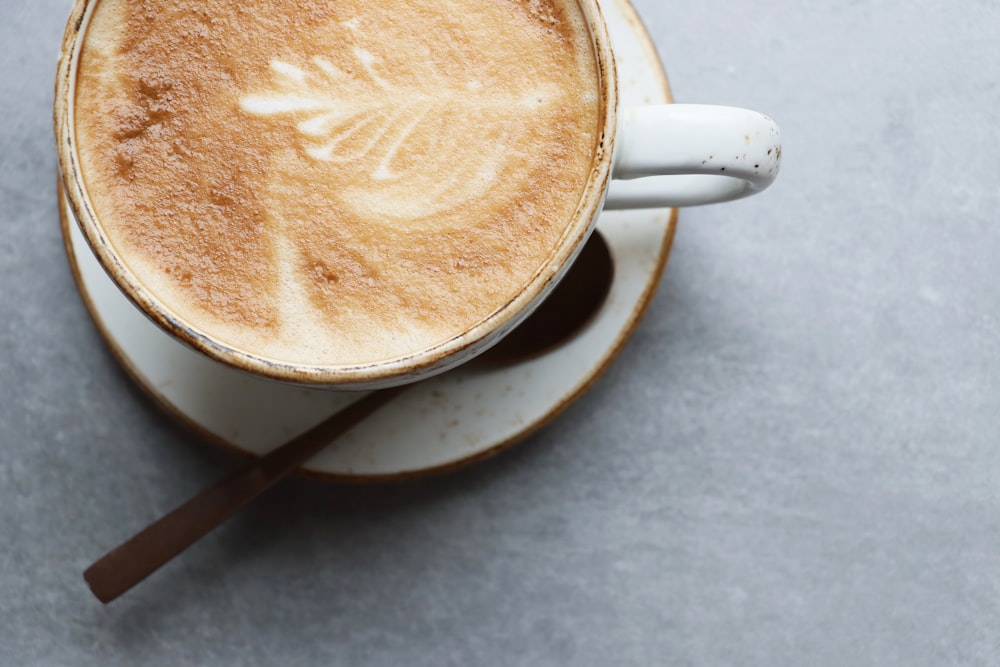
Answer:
[{"left": 73, "top": 0, "right": 601, "bottom": 366}]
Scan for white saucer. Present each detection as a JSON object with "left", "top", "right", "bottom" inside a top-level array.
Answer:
[{"left": 60, "top": 0, "right": 677, "bottom": 480}]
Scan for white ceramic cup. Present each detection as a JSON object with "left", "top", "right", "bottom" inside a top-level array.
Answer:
[{"left": 55, "top": 0, "right": 781, "bottom": 390}]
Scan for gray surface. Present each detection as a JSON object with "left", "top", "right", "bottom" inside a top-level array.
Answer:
[{"left": 2, "top": 0, "right": 999, "bottom": 665}]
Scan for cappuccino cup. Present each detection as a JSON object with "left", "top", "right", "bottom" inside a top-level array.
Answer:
[{"left": 55, "top": 0, "right": 781, "bottom": 389}]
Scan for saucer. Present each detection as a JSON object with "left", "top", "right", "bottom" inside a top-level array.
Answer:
[{"left": 59, "top": 0, "right": 678, "bottom": 480}]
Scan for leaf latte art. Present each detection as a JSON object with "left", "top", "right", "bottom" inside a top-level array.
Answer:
[{"left": 240, "top": 36, "right": 561, "bottom": 222}]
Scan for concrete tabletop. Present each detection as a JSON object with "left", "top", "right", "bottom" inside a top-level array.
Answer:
[{"left": 3, "top": 1, "right": 998, "bottom": 665}]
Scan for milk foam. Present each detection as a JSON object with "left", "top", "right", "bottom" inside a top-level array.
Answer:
[{"left": 74, "top": 0, "right": 601, "bottom": 366}]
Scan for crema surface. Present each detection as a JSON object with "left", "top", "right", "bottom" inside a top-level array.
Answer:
[{"left": 75, "top": 0, "right": 600, "bottom": 365}]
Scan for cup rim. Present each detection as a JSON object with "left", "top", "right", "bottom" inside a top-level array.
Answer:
[{"left": 54, "top": 0, "right": 620, "bottom": 388}]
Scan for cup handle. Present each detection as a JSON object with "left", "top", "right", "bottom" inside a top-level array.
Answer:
[{"left": 605, "top": 104, "right": 782, "bottom": 209}]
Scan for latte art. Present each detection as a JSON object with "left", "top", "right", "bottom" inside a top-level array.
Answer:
[
  {"left": 73, "top": 0, "right": 601, "bottom": 367},
  {"left": 240, "top": 39, "right": 561, "bottom": 222}
]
